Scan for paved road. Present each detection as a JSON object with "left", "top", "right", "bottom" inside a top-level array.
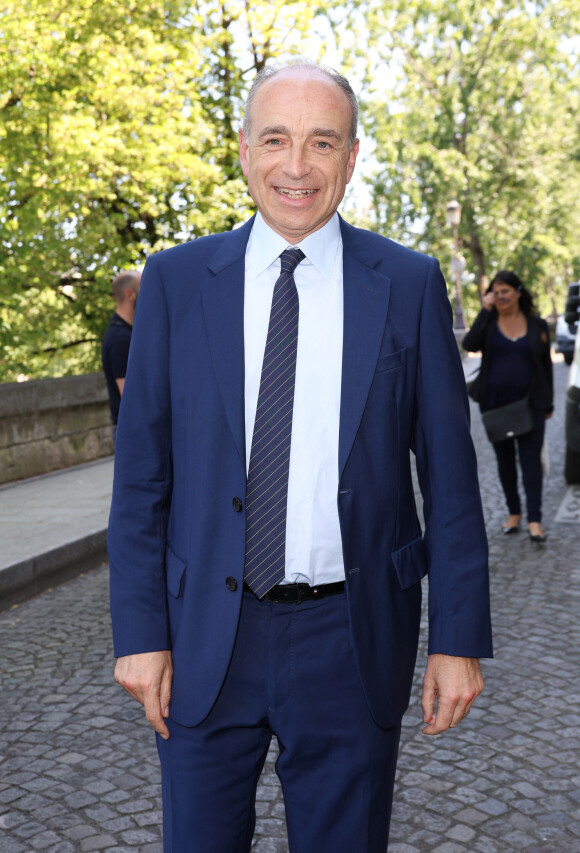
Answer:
[{"left": 1, "top": 359, "right": 579, "bottom": 852}]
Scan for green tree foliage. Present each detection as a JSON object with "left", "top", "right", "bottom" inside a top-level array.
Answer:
[
  {"left": 361, "top": 0, "right": 580, "bottom": 319},
  {"left": 191, "top": 0, "right": 333, "bottom": 208},
  {"left": 0, "top": 0, "right": 325, "bottom": 380},
  {"left": 3, "top": 0, "right": 578, "bottom": 380}
]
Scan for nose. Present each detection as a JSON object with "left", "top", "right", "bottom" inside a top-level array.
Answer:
[{"left": 282, "top": 145, "right": 312, "bottom": 181}]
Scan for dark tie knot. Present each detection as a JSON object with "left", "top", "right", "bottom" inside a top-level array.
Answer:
[{"left": 280, "top": 248, "right": 305, "bottom": 275}]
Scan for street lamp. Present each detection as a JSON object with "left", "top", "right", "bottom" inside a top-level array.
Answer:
[{"left": 446, "top": 199, "right": 466, "bottom": 331}]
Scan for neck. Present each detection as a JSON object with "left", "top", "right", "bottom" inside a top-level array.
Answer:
[
  {"left": 116, "top": 303, "right": 134, "bottom": 325},
  {"left": 498, "top": 304, "right": 523, "bottom": 320}
]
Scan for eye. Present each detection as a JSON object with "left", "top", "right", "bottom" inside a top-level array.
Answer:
[
  {"left": 265, "top": 138, "right": 281, "bottom": 146},
  {"left": 316, "top": 141, "right": 331, "bottom": 149}
]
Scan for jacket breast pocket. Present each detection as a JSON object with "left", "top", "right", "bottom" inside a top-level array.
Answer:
[
  {"left": 391, "top": 537, "right": 428, "bottom": 590},
  {"left": 375, "top": 348, "right": 406, "bottom": 374},
  {"left": 166, "top": 544, "right": 187, "bottom": 599}
]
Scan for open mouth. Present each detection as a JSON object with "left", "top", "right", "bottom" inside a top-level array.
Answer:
[{"left": 275, "top": 188, "right": 318, "bottom": 199}]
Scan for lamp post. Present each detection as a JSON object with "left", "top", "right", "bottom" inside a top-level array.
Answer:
[{"left": 446, "top": 199, "right": 466, "bottom": 331}]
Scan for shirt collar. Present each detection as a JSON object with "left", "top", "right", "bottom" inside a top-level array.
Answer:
[{"left": 247, "top": 212, "right": 341, "bottom": 279}]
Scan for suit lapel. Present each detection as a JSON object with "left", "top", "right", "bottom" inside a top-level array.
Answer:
[
  {"left": 201, "top": 218, "right": 255, "bottom": 467},
  {"left": 339, "top": 219, "right": 391, "bottom": 476},
  {"left": 199, "top": 215, "right": 391, "bottom": 475}
]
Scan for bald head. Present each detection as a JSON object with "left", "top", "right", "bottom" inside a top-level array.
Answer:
[
  {"left": 112, "top": 271, "right": 141, "bottom": 304},
  {"left": 243, "top": 60, "right": 359, "bottom": 147}
]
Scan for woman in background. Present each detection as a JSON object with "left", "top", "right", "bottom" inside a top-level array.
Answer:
[{"left": 463, "top": 270, "right": 553, "bottom": 542}]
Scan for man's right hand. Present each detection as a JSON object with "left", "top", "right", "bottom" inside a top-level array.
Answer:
[{"left": 114, "top": 651, "right": 173, "bottom": 739}]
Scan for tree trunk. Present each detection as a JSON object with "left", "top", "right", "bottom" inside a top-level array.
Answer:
[{"left": 467, "top": 224, "right": 487, "bottom": 300}]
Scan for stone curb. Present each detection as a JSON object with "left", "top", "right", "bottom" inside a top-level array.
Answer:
[{"left": 0, "top": 529, "right": 108, "bottom": 612}]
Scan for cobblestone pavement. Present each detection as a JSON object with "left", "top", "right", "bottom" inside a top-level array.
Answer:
[{"left": 1, "top": 359, "right": 579, "bottom": 852}]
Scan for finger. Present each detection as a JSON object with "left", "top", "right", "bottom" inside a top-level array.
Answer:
[
  {"left": 421, "top": 681, "right": 436, "bottom": 726},
  {"left": 423, "top": 718, "right": 448, "bottom": 735},
  {"left": 160, "top": 665, "right": 173, "bottom": 719},
  {"left": 458, "top": 684, "right": 481, "bottom": 722},
  {"left": 422, "top": 696, "right": 458, "bottom": 735},
  {"left": 448, "top": 703, "right": 473, "bottom": 729},
  {"left": 449, "top": 704, "right": 467, "bottom": 728},
  {"left": 143, "top": 689, "right": 171, "bottom": 739},
  {"left": 448, "top": 685, "right": 481, "bottom": 728},
  {"left": 463, "top": 695, "right": 477, "bottom": 717}
]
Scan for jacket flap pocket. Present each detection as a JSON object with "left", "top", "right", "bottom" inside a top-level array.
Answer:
[
  {"left": 391, "top": 537, "right": 428, "bottom": 590},
  {"left": 166, "top": 545, "right": 186, "bottom": 598},
  {"left": 375, "top": 348, "right": 405, "bottom": 374}
]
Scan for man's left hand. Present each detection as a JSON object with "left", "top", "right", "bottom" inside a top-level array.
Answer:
[{"left": 421, "top": 654, "right": 483, "bottom": 735}]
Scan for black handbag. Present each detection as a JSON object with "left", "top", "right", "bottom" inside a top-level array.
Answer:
[{"left": 481, "top": 397, "right": 534, "bottom": 443}]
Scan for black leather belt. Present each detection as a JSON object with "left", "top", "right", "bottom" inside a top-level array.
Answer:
[{"left": 246, "top": 581, "right": 345, "bottom": 604}]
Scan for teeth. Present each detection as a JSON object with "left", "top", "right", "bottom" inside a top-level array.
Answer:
[{"left": 276, "top": 188, "right": 316, "bottom": 198}]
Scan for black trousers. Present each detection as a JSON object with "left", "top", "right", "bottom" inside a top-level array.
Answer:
[{"left": 491, "top": 408, "right": 546, "bottom": 523}]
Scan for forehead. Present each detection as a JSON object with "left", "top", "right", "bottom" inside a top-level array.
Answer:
[{"left": 251, "top": 69, "right": 351, "bottom": 132}]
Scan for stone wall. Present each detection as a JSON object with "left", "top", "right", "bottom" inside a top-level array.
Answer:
[
  {"left": 0, "top": 332, "right": 468, "bottom": 487},
  {"left": 0, "top": 374, "right": 114, "bottom": 485}
]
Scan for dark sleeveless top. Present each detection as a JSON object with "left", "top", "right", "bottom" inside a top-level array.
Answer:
[{"left": 486, "top": 327, "right": 534, "bottom": 409}]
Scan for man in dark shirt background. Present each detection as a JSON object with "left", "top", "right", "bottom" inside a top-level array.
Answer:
[{"left": 101, "top": 270, "right": 141, "bottom": 440}]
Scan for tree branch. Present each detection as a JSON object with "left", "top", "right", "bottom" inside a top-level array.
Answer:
[
  {"left": 1, "top": 92, "right": 21, "bottom": 110},
  {"left": 32, "top": 338, "right": 98, "bottom": 355}
]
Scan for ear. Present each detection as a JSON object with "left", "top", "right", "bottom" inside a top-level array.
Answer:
[
  {"left": 346, "top": 139, "right": 360, "bottom": 184},
  {"left": 239, "top": 128, "right": 250, "bottom": 177}
]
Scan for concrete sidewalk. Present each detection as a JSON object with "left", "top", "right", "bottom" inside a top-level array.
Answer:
[{"left": 0, "top": 457, "right": 113, "bottom": 610}]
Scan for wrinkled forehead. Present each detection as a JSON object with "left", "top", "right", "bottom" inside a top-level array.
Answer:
[{"left": 251, "top": 68, "right": 351, "bottom": 129}]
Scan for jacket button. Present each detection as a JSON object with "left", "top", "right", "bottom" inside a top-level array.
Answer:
[
  {"left": 225, "top": 577, "right": 238, "bottom": 592},
  {"left": 232, "top": 497, "right": 243, "bottom": 512}
]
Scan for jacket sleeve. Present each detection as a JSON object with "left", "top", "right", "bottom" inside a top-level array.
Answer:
[
  {"left": 462, "top": 308, "right": 494, "bottom": 352},
  {"left": 540, "top": 318, "right": 554, "bottom": 413},
  {"left": 108, "top": 253, "right": 173, "bottom": 658},
  {"left": 413, "top": 261, "right": 493, "bottom": 658}
]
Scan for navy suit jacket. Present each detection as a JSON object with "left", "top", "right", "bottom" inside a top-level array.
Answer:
[{"left": 108, "top": 216, "right": 493, "bottom": 729}]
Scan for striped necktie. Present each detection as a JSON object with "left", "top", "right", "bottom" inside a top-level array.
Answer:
[{"left": 244, "top": 247, "right": 305, "bottom": 598}]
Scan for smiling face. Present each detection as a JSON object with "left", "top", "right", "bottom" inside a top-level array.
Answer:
[{"left": 239, "top": 67, "right": 359, "bottom": 243}]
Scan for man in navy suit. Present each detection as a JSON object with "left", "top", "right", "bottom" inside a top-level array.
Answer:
[{"left": 109, "top": 60, "right": 492, "bottom": 852}]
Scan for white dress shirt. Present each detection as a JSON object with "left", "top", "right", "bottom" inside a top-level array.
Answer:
[{"left": 244, "top": 212, "right": 345, "bottom": 586}]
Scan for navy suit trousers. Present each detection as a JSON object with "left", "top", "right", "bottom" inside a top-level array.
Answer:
[{"left": 157, "top": 588, "right": 401, "bottom": 852}]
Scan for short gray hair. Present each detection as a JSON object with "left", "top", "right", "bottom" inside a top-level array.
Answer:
[
  {"left": 242, "top": 60, "right": 359, "bottom": 147},
  {"left": 112, "top": 270, "right": 140, "bottom": 302}
]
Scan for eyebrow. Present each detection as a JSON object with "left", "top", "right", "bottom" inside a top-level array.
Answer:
[
  {"left": 310, "top": 128, "right": 342, "bottom": 140},
  {"left": 258, "top": 126, "right": 344, "bottom": 141}
]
